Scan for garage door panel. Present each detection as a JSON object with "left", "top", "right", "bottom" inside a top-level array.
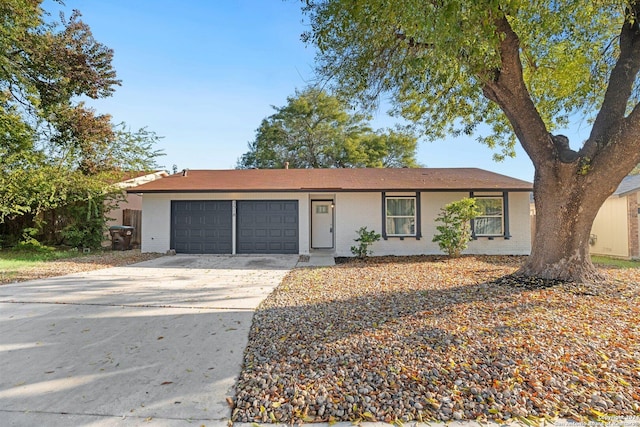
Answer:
[
  {"left": 203, "top": 229, "right": 229, "bottom": 239},
  {"left": 174, "top": 216, "right": 191, "bottom": 226},
  {"left": 205, "top": 241, "right": 232, "bottom": 253},
  {"left": 238, "top": 229, "right": 253, "bottom": 238},
  {"left": 237, "top": 200, "right": 298, "bottom": 254},
  {"left": 173, "top": 229, "right": 189, "bottom": 239},
  {"left": 171, "top": 201, "right": 232, "bottom": 254}
]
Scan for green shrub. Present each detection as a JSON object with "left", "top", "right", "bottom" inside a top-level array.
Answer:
[
  {"left": 61, "top": 221, "right": 104, "bottom": 249},
  {"left": 14, "top": 227, "right": 54, "bottom": 252},
  {"left": 350, "top": 226, "right": 381, "bottom": 258},
  {"left": 432, "top": 198, "right": 480, "bottom": 257}
]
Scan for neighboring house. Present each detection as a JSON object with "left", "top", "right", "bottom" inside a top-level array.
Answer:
[
  {"left": 127, "top": 168, "right": 533, "bottom": 256},
  {"left": 105, "top": 170, "right": 169, "bottom": 246},
  {"left": 590, "top": 175, "right": 640, "bottom": 259}
]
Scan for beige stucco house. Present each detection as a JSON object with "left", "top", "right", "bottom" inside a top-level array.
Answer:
[
  {"left": 128, "top": 168, "right": 533, "bottom": 257},
  {"left": 105, "top": 170, "right": 169, "bottom": 246},
  {"left": 590, "top": 175, "right": 640, "bottom": 259}
]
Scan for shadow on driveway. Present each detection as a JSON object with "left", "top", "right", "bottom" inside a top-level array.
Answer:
[{"left": 0, "top": 254, "right": 298, "bottom": 426}]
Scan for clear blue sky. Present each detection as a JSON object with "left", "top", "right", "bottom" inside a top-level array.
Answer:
[{"left": 45, "top": 1, "right": 592, "bottom": 182}]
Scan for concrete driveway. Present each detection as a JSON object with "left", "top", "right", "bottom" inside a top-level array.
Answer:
[{"left": 0, "top": 254, "right": 298, "bottom": 426}]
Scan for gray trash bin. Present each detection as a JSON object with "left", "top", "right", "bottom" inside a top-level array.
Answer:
[{"left": 109, "top": 225, "right": 135, "bottom": 251}]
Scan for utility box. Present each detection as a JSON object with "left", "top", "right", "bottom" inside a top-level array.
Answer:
[{"left": 109, "top": 225, "right": 135, "bottom": 251}]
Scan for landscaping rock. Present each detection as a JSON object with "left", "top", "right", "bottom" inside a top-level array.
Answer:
[{"left": 233, "top": 255, "right": 640, "bottom": 424}]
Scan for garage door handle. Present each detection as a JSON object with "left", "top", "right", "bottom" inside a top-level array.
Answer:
[{"left": 330, "top": 227, "right": 333, "bottom": 233}]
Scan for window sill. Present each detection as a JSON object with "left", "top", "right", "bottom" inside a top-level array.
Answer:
[{"left": 383, "top": 234, "right": 421, "bottom": 240}]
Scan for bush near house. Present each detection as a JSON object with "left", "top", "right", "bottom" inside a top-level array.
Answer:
[
  {"left": 350, "top": 226, "right": 381, "bottom": 258},
  {"left": 432, "top": 198, "right": 480, "bottom": 257}
]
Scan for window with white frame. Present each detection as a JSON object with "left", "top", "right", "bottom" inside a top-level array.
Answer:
[
  {"left": 474, "top": 197, "right": 504, "bottom": 236},
  {"left": 385, "top": 197, "right": 416, "bottom": 236}
]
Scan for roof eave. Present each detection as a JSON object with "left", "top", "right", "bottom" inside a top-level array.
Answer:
[{"left": 127, "top": 187, "right": 532, "bottom": 194}]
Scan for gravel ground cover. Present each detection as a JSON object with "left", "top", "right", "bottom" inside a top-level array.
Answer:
[
  {"left": 233, "top": 256, "right": 640, "bottom": 424},
  {"left": 0, "top": 249, "right": 163, "bottom": 285}
]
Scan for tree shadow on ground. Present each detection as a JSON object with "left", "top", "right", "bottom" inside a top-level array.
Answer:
[{"left": 234, "top": 257, "right": 640, "bottom": 424}]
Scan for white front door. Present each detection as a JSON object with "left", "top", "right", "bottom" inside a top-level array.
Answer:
[{"left": 311, "top": 200, "right": 334, "bottom": 249}]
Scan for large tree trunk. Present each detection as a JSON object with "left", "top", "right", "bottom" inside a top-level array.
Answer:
[
  {"left": 480, "top": 16, "right": 640, "bottom": 284},
  {"left": 517, "top": 167, "right": 613, "bottom": 282}
]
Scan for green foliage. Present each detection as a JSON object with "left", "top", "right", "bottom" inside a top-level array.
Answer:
[
  {"left": 60, "top": 225, "right": 99, "bottom": 248},
  {"left": 350, "top": 226, "right": 381, "bottom": 258},
  {"left": 432, "top": 198, "right": 481, "bottom": 257},
  {"left": 238, "top": 87, "right": 419, "bottom": 169},
  {"left": 0, "top": 1, "right": 164, "bottom": 247},
  {"left": 578, "top": 157, "right": 591, "bottom": 176},
  {"left": 13, "top": 239, "right": 54, "bottom": 253},
  {"left": 15, "top": 227, "right": 54, "bottom": 252},
  {"left": 58, "top": 190, "right": 107, "bottom": 249},
  {"left": 300, "top": 0, "right": 626, "bottom": 157}
]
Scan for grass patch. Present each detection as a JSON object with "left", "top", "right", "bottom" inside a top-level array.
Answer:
[
  {"left": 591, "top": 255, "right": 640, "bottom": 269},
  {"left": 0, "top": 248, "right": 82, "bottom": 271}
]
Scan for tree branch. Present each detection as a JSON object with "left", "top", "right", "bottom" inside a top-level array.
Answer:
[
  {"left": 480, "top": 16, "right": 553, "bottom": 167},
  {"left": 395, "top": 30, "right": 434, "bottom": 49},
  {"left": 584, "top": 3, "right": 640, "bottom": 158}
]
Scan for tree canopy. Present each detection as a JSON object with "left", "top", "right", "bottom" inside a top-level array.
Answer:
[
  {"left": 301, "top": 0, "right": 640, "bottom": 282},
  {"left": 0, "top": 1, "right": 163, "bottom": 246},
  {"left": 301, "top": 1, "right": 621, "bottom": 158},
  {"left": 238, "top": 87, "right": 419, "bottom": 169}
]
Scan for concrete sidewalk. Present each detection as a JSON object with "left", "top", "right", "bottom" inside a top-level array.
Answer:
[
  {"left": 296, "top": 253, "right": 336, "bottom": 267},
  {"left": 0, "top": 254, "right": 298, "bottom": 426}
]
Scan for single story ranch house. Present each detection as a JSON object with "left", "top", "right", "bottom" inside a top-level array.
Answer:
[{"left": 128, "top": 168, "right": 533, "bottom": 256}]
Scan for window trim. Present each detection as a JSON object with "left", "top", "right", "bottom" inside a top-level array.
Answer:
[
  {"left": 382, "top": 192, "right": 422, "bottom": 240},
  {"left": 470, "top": 192, "right": 511, "bottom": 240}
]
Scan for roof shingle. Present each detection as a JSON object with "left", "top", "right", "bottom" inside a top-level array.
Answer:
[
  {"left": 614, "top": 174, "right": 640, "bottom": 196},
  {"left": 127, "top": 168, "right": 532, "bottom": 193}
]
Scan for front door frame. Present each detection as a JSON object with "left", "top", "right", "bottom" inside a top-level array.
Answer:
[{"left": 311, "top": 199, "right": 335, "bottom": 249}]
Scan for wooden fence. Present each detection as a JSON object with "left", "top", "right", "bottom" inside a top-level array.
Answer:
[{"left": 123, "top": 209, "right": 142, "bottom": 247}]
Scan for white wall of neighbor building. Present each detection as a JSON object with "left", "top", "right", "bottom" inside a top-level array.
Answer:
[
  {"left": 141, "top": 190, "right": 531, "bottom": 256},
  {"left": 590, "top": 195, "right": 629, "bottom": 258}
]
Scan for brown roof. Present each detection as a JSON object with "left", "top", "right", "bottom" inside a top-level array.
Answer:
[{"left": 127, "top": 168, "right": 532, "bottom": 193}]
